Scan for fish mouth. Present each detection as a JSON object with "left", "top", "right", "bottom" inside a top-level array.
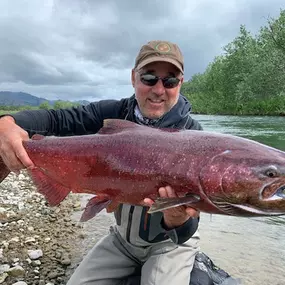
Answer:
[
  {"left": 213, "top": 200, "right": 285, "bottom": 216},
  {"left": 277, "top": 185, "right": 285, "bottom": 195},
  {"left": 213, "top": 182, "right": 285, "bottom": 215},
  {"left": 261, "top": 183, "right": 285, "bottom": 201},
  {"left": 227, "top": 183, "right": 285, "bottom": 216},
  {"left": 227, "top": 203, "right": 285, "bottom": 216}
]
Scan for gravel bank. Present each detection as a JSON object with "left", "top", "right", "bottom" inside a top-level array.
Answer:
[{"left": 0, "top": 171, "right": 91, "bottom": 285}]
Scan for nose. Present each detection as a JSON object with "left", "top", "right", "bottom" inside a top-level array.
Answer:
[{"left": 151, "top": 79, "right": 165, "bottom": 96}]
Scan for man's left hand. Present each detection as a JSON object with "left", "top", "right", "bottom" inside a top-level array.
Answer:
[{"left": 144, "top": 186, "right": 200, "bottom": 229}]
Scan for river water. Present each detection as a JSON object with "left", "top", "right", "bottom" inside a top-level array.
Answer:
[
  {"left": 72, "top": 115, "right": 285, "bottom": 285},
  {"left": 191, "top": 115, "right": 285, "bottom": 285}
]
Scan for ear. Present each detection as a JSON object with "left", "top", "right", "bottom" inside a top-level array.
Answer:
[
  {"left": 131, "top": 69, "right": 136, "bottom": 87},
  {"left": 180, "top": 76, "right": 184, "bottom": 85}
]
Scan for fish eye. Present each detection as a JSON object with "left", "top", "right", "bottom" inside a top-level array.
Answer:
[{"left": 265, "top": 166, "right": 279, "bottom": 178}]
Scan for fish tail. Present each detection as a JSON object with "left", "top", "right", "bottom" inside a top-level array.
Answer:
[{"left": 0, "top": 158, "right": 10, "bottom": 183}]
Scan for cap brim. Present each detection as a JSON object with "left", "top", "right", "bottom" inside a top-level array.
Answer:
[{"left": 136, "top": 57, "right": 184, "bottom": 74}]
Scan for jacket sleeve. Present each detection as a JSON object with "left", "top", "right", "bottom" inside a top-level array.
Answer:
[
  {"left": 3, "top": 99, "right": 124, "bottom": 137},
  {"left": 190, "top": 118, "right": 203, "bottom": 131}
]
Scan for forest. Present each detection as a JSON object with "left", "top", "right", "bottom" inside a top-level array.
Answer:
[{"left": 181, "top": 9, "right": 285, "bottom": 115}]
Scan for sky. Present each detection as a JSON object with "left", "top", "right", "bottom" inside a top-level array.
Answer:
[{"left": 0, "top": 0, "right": 284, "bottom": 102}]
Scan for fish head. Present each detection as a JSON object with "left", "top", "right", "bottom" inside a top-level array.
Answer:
[{"left": 200, "top": 145, "right": 285, "bottom": 216}]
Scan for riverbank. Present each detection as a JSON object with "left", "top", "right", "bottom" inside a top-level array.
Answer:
[{"left": 0, "top": 171, "right": 86, "bottom": 285}]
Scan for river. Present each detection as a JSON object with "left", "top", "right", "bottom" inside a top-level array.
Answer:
[
  {"left": 192, "top": 114, "right": 285, "bottom": 285},
  {"left": 72, "top": 115, "right": 285, "bottom": 285}
]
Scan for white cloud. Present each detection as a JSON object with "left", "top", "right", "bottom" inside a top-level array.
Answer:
[{"left": 0, "top": 0, "right": 284, "bottom": 101}]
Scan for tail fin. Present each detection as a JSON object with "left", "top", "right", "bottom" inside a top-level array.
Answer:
[{"left": 0, "top": 158, "right": 10, "bottom": 183}]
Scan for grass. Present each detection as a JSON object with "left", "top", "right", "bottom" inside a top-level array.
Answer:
[{"left": 0, "top": 110, "right": 19, "bottom": 115}]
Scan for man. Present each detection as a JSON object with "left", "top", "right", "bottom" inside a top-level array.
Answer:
[{"left": 0, "top": 40, "right": 203, "bottom": 284}]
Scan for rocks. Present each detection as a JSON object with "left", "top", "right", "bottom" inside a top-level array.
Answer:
[
  {"left": 59, "top": 253, "right": 71, "bottom": 266},
  {"left": 0, "top": 171, "right": 88, "bottom": 285},
  {"left": 47, "top": 270, "right": 65, "bottom": 279},
  {"left": 0, "top": 264, "right": 25, "bottom": 284},
  {"left": 25, "top": 237, "right": 36, "bottom": 244},
  {"left": 31, "top": 260, "right": 41, "bottom": 267},
  {"left": 27, "top": 250, "right": 43, "bottom": 260},
  {"left": 0, "top": 272, "right": 8, "bottom": 284},
  {"left": 0, "top": 264, "right": 10, "bottom": 274},
  {"left": 0, "top": 207, "right": 20, "bottom": 223},
  {"left": 7, "top": 265, "right": 25, "bottom": 277}
]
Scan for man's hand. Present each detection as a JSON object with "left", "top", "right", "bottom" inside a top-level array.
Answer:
[
  {"left": 0, "top": 116, "right": 34, "bottom": 173},
  {"left": 144, "top": 186, "right": 199, "bottom": 229}
]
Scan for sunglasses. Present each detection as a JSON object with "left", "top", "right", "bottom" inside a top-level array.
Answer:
[{"left": 140, "top": 73, "right": 181, "bottom": 89}]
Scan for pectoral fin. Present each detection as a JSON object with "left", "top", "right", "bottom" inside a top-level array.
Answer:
[{"left": 148, "top": 195, "right": 200, "bottom": 214}]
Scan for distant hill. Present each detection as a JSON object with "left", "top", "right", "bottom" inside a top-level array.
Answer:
[{"left": 0, "top": 91, "right": 90, "bottom": 106}]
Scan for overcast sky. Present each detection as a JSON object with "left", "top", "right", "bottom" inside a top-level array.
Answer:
[{"left": 0, "top": 0, "right": 284, "bottom": 102}]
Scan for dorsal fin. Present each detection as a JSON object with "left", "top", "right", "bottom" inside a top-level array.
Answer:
[
  {"left": 31, "top": 134, "right": 45, "bottom": 140},
  {"left": 159, "top": 127, "right": 181, "bottom": 133},
  {"left": 98, "top": 119, "right": 143, "bottom": 135}
]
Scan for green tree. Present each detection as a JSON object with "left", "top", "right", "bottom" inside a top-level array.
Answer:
[
  {"left": 39, "top": 101, "right": 51, "bottom": 110},
  {"left": 53, "top": 100, "right": 80, "bottom": 110},
  {"left": 182, "top": 9, "right": 285, "bottom": 115}
]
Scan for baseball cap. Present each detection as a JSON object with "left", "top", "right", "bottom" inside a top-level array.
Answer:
[{"left": 134, "top": 40, "right": 184, "bottom": 74}]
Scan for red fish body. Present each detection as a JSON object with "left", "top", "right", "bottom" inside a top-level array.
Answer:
[{"left": 1, "top": 119, "right": 285, "bottom": 221}]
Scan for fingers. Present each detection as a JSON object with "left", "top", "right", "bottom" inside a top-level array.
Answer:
[
  {"left": 0, "top": 117, "right": 34, "bottom": 173},
  {"left": 186, "top": 207, "right": 200, "bottom": 218},
  {"left": 1, "top": 151, "right": 24, "bottom": 174},
  {"left": 6, "top": 144, "right": 33, "bottom": 172},
  {"left": 15, "top": 143, "right": 34, "bottom": 168},
  {"left": 143, "top": 198, "right": 154, "bottom": 207},
  {"left": 158, "top": 185, "right": 177, "bottom": 198},
  {"left": 159, "top": 186, "right": 200, "bottom": 218},
  {"left": 143, "top": 185, "right": 176, "bottom": 206},
  {"left": 144, "top": 186, "right": 200, "bottom": 219}
]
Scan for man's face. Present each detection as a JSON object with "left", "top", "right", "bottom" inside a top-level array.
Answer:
[{"left": 131, "top": 61, "right": 184, "bottom": 119}]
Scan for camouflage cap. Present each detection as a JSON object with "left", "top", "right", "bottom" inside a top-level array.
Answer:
[{"left": 134, "top": 40, "right": 184, "bottom": 73}]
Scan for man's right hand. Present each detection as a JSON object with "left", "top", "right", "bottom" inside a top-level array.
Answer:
[{"left": 0, "top": 116, "right": 34, "bottom": 173}]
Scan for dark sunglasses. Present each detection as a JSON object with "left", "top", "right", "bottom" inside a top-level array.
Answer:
[{"left": 140, "top": 73, "right": 181, "bottom": 89}]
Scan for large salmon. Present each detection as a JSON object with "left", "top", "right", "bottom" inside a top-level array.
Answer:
[{"left": 1, "top": 119, "right": 285, "bottom": 221}]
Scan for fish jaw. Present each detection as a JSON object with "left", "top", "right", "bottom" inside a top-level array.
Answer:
[{"left": 224, "top": 203, "right": 285, "bottom": 216}]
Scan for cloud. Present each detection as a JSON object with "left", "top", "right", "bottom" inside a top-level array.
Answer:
[{"left": 0, "top": 0, "right": 284, "bottom": 101}]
